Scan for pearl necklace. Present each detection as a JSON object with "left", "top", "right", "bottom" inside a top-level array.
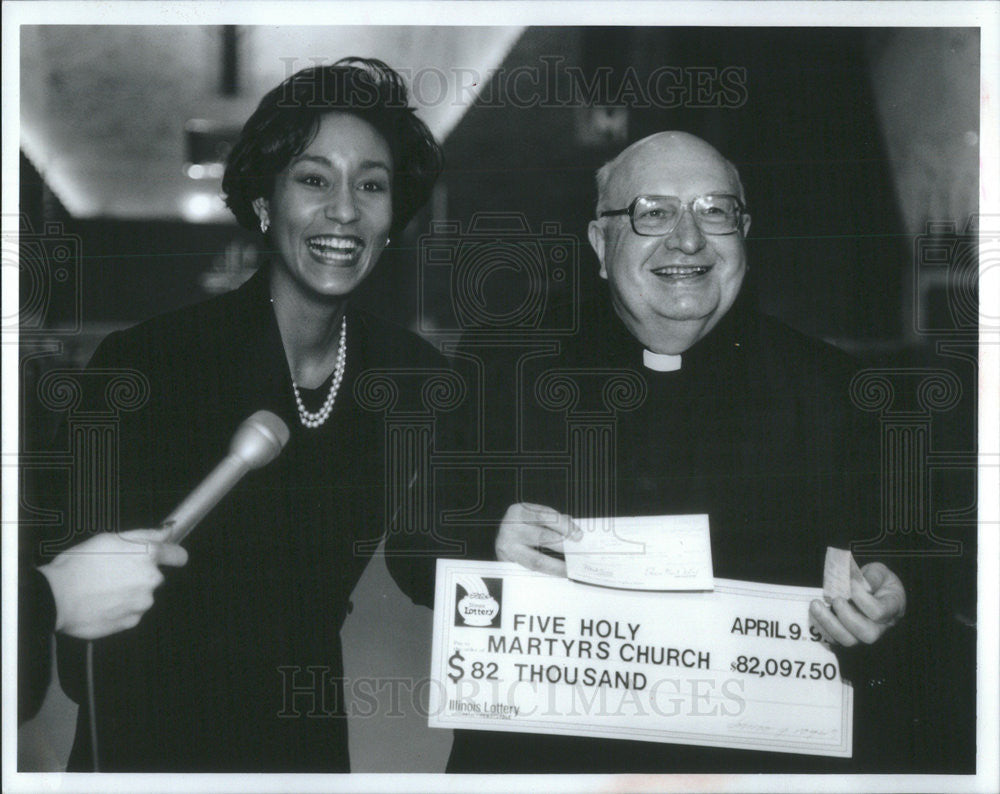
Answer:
[{"left": 291, "top": 317, "right": 347, "bottom": 428}]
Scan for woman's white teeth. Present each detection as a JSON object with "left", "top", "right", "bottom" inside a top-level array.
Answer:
[
  {"left": 308, "top": 236, "right": 362, "bottom": 259},
  {"left": 653, "top": 265, "right": 709, "bottom": 276}
]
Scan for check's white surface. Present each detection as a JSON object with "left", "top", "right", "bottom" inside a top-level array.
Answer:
[
  {"left": 430, "top": 560, "right": 853, "bottom": 757},
  {"left": 565, "top": 514, "right": 713, "bottom": 591}
]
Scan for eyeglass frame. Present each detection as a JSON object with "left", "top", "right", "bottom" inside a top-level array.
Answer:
[{"left": 598, "top": 193, "right": 749, "bottom": 237}]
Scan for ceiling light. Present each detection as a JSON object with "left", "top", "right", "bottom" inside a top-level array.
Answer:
[{"left": 181, "top": 192, "right": 224, "bottom": 223}]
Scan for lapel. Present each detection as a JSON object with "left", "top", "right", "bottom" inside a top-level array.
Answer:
[
  {"left": 212, "top": 268, "right": 301, "bottom": 429},
  {"left": 218, "top": 268, "right": 389, "bottom": 447}
]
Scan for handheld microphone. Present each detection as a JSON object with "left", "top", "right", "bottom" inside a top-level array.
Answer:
[
  {"left": 84, "top": 410, "right": 289, "bottom": 771},
  {"left": 161, "top": 410, "right": 290, "bottom": 543}
]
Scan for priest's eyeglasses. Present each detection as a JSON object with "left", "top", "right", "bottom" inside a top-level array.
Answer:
[{"left": 599, "top": 194, "right": 746, "bottom": 236}]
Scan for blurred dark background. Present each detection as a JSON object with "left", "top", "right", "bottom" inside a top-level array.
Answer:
[{"left": 18, "top": 25, "right": 980, "bottom": 773}]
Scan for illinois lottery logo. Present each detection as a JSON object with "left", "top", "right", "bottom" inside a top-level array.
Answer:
[{"left": 454, "top": 575, "right": 502, "bottom": 628}]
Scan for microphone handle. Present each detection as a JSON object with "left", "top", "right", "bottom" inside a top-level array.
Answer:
[{"left": 161, "top": 454, "right": 249, "bottom": 543}]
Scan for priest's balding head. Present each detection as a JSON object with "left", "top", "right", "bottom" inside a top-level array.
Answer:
[{"left": 587, "top": 132, "right": 751, "bottom": 356}]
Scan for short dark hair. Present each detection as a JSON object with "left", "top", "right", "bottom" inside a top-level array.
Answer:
[{"left": 223, "top": 57, "right": 443, "bottom": 235}]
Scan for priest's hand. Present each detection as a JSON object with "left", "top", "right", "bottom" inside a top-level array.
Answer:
[
  {"left": 38, "top": 528, "right": 188, "bottom": 640},
  {"left": 495, "top": 502, "right": 582, "bottom": 577},
  {"left": 808, "top": 562, "right": 906, "bottom": 646}
]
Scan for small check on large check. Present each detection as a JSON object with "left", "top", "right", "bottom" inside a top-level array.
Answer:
[{"left": 429, "top": 559, "right": 853, "bottom": 757}]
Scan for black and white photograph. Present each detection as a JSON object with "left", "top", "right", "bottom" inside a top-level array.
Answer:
[{"left": 3, "top": 2, "right": 998, "bottom": 792}]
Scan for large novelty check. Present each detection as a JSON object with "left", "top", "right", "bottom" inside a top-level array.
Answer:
[{"left": 429, "top": 560, "right": 853, "bottom": 757}]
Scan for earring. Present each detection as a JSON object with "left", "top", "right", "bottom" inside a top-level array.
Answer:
[
  {"left": 260, "top": 215, "right": 270, "bottom": 234},
  {"left": 385, "top": 236, "right": 391, "bottom": 245}
]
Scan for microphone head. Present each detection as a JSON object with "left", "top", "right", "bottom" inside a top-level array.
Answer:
[{"left": 229, "top": 410, "right": 291, "bottom": 469}]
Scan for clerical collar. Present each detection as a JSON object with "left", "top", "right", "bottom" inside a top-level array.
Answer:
[{"left": 643, "top": 349, "right": 682, "bottom": 372}]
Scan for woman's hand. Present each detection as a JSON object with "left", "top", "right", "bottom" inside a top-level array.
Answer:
[
  {"left": 809, "top": 562, "right": 906, "bottom": 646},
  {"left": 495, "top": 502, "right": 582, "bottom": 577},
  {"left": 39, "top": 528, "right": 188, "bottom": 639}
]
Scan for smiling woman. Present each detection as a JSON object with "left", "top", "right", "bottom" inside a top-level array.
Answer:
[
  {"left": 41, "top": 58, "right": 448, "bottom": 772},
  {"left": 222, "top": 59, "right": 442, "bottom": 392},
  {"left": 260, "top": 115, "right": 393, "bottom": 318}
]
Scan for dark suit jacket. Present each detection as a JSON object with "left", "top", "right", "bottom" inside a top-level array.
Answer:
[
  {"left": 47, "top": 269, "right": 446, "bottom": 771},
  {"left": 443, "top": 290, "right": 944, "bottom": 773}
]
